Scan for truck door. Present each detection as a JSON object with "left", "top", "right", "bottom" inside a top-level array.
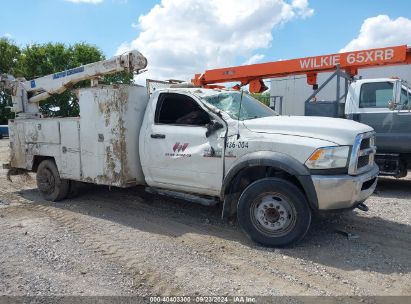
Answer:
[
  {"left": 142, "top": 92, "right": 225, "bottom": 196},
  {"left": 393, "top": 84, "right": 411, "bottom": 152},
  {"left": 352, "top": 81, "right": 411, "bottom": 153},
  {"left": 351, "top": 81, "right": 397, "bottom": 153},
  {"left": 59, "top": 119, "right": 81, "bottom": 180}
]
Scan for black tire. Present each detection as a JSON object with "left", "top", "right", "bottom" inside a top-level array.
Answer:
[
  {"left": 237, "top": 177, "right": 311, "bottom": 247},
  {"left": 36, "top": 159, "right": 69, "bottom": 201}
]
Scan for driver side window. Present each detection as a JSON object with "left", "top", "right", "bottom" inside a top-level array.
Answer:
[
  {"left": 155, "top": 93, "right": 211, "bottom": 126},
  {"left": 359, "top": 82, "right": 393, "bottom": 108}
]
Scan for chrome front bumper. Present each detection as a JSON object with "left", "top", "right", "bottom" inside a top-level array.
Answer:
[{"left": 311, "top": 164, "right": 379, "bottom": 210}]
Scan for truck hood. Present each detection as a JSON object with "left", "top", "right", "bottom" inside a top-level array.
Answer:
[{"left": 243, "top": 116, "right": 373, "bottom": 145}]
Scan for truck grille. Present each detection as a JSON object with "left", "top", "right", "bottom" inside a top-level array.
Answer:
[
  {"left": 360, "top": 138, "right": 370, "bottom": 150},
  {"left": 348, "top": 132, "right": 376, "bottom": 175},
  {"left": 357, "top": 155, "right": 370, "bottom": 169}
]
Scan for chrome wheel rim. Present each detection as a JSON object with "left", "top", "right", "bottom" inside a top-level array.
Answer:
[{"left": 250, "top": 192, "right": 296, "bottom": 237}]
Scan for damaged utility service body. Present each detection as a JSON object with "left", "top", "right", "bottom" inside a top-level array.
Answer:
[{"left": 2, "top": 51, "right": 378, "bottom": 246}]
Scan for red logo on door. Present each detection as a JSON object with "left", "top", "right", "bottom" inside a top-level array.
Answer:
[{"left": 173, "top": 142, "right": 189, "bottom": 152}]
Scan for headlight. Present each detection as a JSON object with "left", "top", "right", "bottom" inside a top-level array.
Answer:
[{"left": 305, "top": 146, "right": 350, "bottom": 169}]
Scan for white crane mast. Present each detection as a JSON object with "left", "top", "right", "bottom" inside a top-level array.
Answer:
[{"left": 0, "top": 50, "right": 147, "bottom": 118}]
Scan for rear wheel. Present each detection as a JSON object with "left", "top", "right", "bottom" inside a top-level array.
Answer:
[
  {"left": 36, "top": 159, "right": 69, "bottom": 201},
  {"left": 237, "top": 177, "right": 311, "bottom": 247}
]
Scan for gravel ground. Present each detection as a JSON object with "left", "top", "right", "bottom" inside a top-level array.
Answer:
[{"left": 0, "top": 138, "right": 410, "bottom": 297}]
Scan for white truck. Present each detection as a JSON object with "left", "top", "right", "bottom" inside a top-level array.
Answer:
[
  {"left": 1, "top": 51, "right": 379, "bottom": 247},
  {"left": 301, "top": 75, "right": 411, "bottom": 178}
]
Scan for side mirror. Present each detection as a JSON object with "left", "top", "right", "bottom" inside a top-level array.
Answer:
[{"left": 206, "top": 121, "right": 223, "bottom": 137}]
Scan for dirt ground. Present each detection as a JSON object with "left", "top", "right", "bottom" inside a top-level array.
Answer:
[{"left": 0, "top": 138, "right": 410, "bottom": 297}]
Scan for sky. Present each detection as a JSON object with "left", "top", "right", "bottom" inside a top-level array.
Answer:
[{"left": 1, "top": 0, "right": 411, "bottom": 82}]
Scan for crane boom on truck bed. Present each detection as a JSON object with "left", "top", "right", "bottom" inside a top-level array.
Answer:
[
  {"left": 192, "top": 45, "right": 411, "bottom": 93},
  {"left": 0, "top": 50, "right": 147, "bottom": 118}
]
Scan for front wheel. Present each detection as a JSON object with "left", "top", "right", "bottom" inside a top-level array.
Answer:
[
  {"left": 237, "top": 177, "right": 311, "bottom": 247},
  {"left": 36, "top": 159, "right": 69, "bottom": 201}
]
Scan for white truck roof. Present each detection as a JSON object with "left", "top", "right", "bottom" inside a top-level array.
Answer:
[
  {"left": 353, "top": 78, "right": 397, "bottom": 84},
  {"left": 158, "top": 87, "right": 236, "bottom": 98}
]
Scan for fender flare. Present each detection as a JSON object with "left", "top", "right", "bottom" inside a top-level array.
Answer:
[{"left": 221, "top": 151, "right": 318, "bottom": 216}]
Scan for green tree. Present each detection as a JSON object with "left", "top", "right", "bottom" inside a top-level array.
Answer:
[
  {"left": 251, "top": 92, "right": 270, "bottom": 106},
  {"left": 0, "top": 38, "right": 21, "bottom": 124},
  {"left": 16, "top": 42, "right": 106, "bottom": 117},
  {"left": 1, "top": 41, "right": 133, "bottom": 121}
]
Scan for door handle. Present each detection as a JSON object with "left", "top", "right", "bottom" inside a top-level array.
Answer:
[{"left": 151, "top": 133, "right": 166, "bottom": 139}]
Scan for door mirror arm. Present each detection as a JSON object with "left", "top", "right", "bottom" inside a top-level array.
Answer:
[
  {"left": 388, "top": 100, "right": 398, "bottom": 111},
  {"left": 205, "top": 121, "right": 224, "bottom": 137}
]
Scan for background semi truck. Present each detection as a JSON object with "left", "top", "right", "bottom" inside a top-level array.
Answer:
[
  {"left": 280, "top": 76, "right": 411, "bottom": 178},
  {"left": 1, "top": 51, "right": 378, "bottom": 247},
  {"left": 270, "top": 65, "right": 411, "bottom": 115}
]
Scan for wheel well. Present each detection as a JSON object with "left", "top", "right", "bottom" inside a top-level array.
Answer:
[
  {"left": 32, "top": 156, "right": 55, "bottom": 172},
  {"left": 222, "top": 166, "right": 307, "bottom": 218}
]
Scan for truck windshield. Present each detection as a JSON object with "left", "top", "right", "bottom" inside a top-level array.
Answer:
[{"left": 202, "top": 92, "right": 276, "bottom": 120}]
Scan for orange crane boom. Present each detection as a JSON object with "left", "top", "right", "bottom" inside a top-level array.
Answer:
[{"left": 192, "top": 45, "right": 411, "bottom": 93}]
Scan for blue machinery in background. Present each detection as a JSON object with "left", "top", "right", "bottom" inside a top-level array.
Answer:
[{"left": 0, "top": 125, "right": 9, "bottom": 139}]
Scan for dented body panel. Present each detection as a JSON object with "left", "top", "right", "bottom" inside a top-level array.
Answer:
[
  {"left": 78, "top": 85, "right": 148, "bottom": 186},
  {"left": 9, "top": 85, "right": 148, "bottom": 187}
]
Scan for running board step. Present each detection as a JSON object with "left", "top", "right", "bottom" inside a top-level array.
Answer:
[{"left": 145, "top": 187, "right": 219, "bottom": 206}]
